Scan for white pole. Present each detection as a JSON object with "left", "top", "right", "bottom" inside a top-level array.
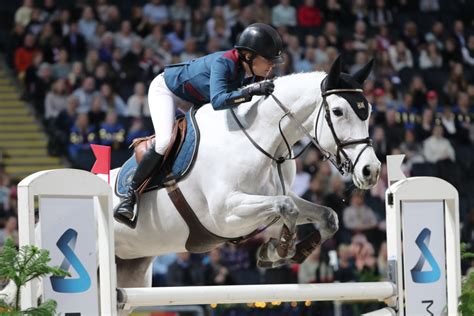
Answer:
[{"left": 118, "top": 282, "right": 396, "bottom": 308}]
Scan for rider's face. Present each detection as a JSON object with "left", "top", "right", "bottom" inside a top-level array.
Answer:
[{"left": 251, "top": 55, "right": 275, "bottom": 77}]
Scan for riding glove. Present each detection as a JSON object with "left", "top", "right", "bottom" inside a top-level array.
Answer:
[{"left": 243, "top": 80, "right": 275, "bottom": 97}]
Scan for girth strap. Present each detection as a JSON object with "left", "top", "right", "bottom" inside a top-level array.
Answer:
[{"left": 163, "top": 177, "right": 277, "bottom": 252}]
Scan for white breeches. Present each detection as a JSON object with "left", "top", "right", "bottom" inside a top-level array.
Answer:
[{"left": 148, "top": 73, "right": 190, "bottom": 154}]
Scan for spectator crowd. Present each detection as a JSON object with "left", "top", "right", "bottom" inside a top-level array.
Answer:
[{"left": 1, "top": 0, "right": 474, "bottom": 314}]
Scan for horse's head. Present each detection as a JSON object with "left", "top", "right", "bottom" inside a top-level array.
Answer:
[{"left": 314, "top": 55, "right": 381, "bottom": 189}]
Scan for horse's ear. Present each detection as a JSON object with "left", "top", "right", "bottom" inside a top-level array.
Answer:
[
  {"left": 352, "top": 58, "right": 374, "bottom": 84},
  {"left": 325, "top": 55, "right": 342, "bottom": 89}
]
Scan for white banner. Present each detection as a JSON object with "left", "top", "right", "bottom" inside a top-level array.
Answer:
[
  {"left": 40, "top": 197, "right": 99, "bottom": 315},
  {"left": 402, "top": 201, "right": 447, "bottom": 316}
]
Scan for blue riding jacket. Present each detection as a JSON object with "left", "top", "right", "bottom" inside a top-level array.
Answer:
[{"left": 164, "top": 49, "right": 259, "bottom": 110}]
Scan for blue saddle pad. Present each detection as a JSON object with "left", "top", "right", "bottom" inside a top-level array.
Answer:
[{"left": 115, "top": 110, "right": 199, "bottom": 198}]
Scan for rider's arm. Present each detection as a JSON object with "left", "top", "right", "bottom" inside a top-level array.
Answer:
[{"left": 210, "top": 58, "right": 251, "bottom": 110}]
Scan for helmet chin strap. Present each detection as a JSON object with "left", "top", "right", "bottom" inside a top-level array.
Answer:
[{"left": 239, "top": 51, "right": 257, "bottom": 78}]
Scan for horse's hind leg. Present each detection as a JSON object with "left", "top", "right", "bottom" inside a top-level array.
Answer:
[{"left": 116, "top": 256, "right": 154, "bottom": 315}]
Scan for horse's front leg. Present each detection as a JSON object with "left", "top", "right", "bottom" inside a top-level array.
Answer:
[
  {"left": 225, "top": 193, "right": 299, "bottom": 265},
  {"left": 282, "top": 191, "right": 339, "bottom": 264},
  {"left": 289, "top": 191, "right": 339, "bottom": 241}
]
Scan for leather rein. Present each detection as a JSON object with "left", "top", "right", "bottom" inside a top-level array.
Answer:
[{"left": 230, "top": 87, "right": 374, "bottom": 194}]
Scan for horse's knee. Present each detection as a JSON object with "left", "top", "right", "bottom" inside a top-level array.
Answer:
[
  {"left": 324, "top": 208, "right": 339, "bottom": 235},
  {"left": 275, "top": 197, "right": 298, "bottom": 219}
]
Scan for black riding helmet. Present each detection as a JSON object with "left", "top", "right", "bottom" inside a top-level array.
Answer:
[{"left": 235, "top": 23, "right": 284, "bottom": 65}]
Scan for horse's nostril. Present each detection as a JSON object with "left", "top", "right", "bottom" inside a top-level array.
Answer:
[{"left": 362, "top": 165, "right": 371, "bottom": 178}]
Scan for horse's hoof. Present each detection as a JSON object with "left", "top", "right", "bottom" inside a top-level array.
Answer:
[
  {"left": 290, "top": 230, "right": 321, "bottom": 264},
  {"left": 114, "top": 212, "right": 138, "bottom": 229}
]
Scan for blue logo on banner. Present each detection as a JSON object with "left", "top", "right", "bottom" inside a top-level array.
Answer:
[
  {"left": 410, "top": 228, "right": 441, "bottom": 283},
  {"left": 50, "top": 229, "right": 91, "bottom": 293}
]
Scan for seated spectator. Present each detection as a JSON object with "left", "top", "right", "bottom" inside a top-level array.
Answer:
[
  {"left": 88, "top": 96, "right": 106, "bottom": 130},
  {"left": 44, "top": 78, "right": 68, "bottom": 123},
  {"left": 334, "top": 244, "right": 356, "bottom": 282},
  {"left": 423, "top": 125, "right": 456, "bottom": 163},
  {"left": 143, "top": 24, "right": 163, "bottom": 53},
  {"left": 143, "top": 0, "right": 169, "bottom": 25},
  {"left": 99, "top": 110, "right": 125, "bottom": 150},
  {"left": 462, "top": 34, "right": 474, "bottom": 66},
  {"left": 294, "top": 48, "right": 316, "bottom": 72},
  {"left": 68, "top": 113, "right": 98, "bottom": 161},
  {"left": 56, "top": 96, "right": 79, "bottom": 137},
  {"left": 291, "top": 158, "right": 311, "bottom": 197},
  {"left": 170, "top": 0, "right": 191, "bottom": 23},
  {"left": 166, "top": 20, "right": 187, "bottom": 55},
  {"left": 368, "top": 0, "right": 393, "bottom": 28},
  {"left": 419, "top": 42, "right": 443, "bottom": 69},
  {"left": 425, "top": 90, "right": 442, "bottom": 112},
  {"left": 205, "top": 6, "right": 231, "bottom": 47},
  {"left": 166, "top": 252, "right": 205, "bottom": 286},
  {"left": 78, "top": 6, "right": 97, "bottom": 44},
  {"left": 114, "top": 20, "right": 139, "bottom": 55},
  {"left": 99, "top": 83, "right": 127, "bottom": 116},
  {"left": 388, "top": 40, "right": 413, "bottom": 72},
  {"left": 323, "top": 23, "right": 342, "bottom": 52},
  {"left": 323, "top": 0, "right": 345, "bottom": 23},
  {"left": 351, "top": 0, "right": 368, "bottom": 22},
  {"left": 0, "top": 216, "right": 19, "bottom": 247},
  {"left": 67, "top": 61, "right": 84, "bottom": 90},
  {"left": 342, "top": 191, "right": 379, "bottom": 236},
  {"left": 63, "top": 22, "right": 87, "bottom": 61},
  {"left": 204, "top": 248, "right": 235, "bottom": 285},
  {"left": 98, "top": 32, "right": 114, "bottom": 63},
  {"left": 371, "top": 126, "right": 387, "bottom": 161},
  {"left": 384, "top": 109, "right": 405, "bottom": 152},
  {"left": 127, "top": 82, "right": 150, "bottom": 118},
  {"left": 14, "top": 33, "right": 39, "bottom": 80},
  {"left": 297, "top": 0, "right": 322, "bottom": 33},
  {"left": 15, "top": 0, "right": 34, "bottom": 27},
  {"left": 351, "top": 21, "right": 369, "bottom": 52},
  {"left": 302, "top": 174, "right": 326, "bottom": 205},
  {"left": 271, "top": 0, "right": 297, "bottom": 28},
  {"left": 298, "top": 246, "right": 334, "bottom": 284},
  {"left": 396, "top": 93, "right": 419, "bottom": 128},
  {"left": 399, "top": 128, "right": 425, "bottom": 169},
  {"left": 408, "top": 75, "right": 427, "bottom": 111},
  {"left": 73, "top": 76, "right": 99, "bottom": 113},
  {"left": 51, "top": 49, "right": 71, "bottom": 79},
  {"left": 32, "top": 62, "right": 54, "bottom": 117},
  {"left": 104, "top": 5, "right": 121, "bottom": 32},
  {"left": 126, "top": 118, "right": 150, "bottom": 147},
  {"left": 25, "top": 8, "right": 43, "bottom": 37},
  {"left": 350, "top": 234, "right": 378, "bottom": 278}
]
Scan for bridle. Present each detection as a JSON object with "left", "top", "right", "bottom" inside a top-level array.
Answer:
[{"left": 314, "top": 87, "right": 373, "bottom": 175}]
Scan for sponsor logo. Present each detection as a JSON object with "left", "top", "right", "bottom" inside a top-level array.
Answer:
[
  {"left": 50, "top": 229, "right": 91, "bottom": 293},
  {"left": 410, "top": 228, "right": 441, "bottom": 283}
]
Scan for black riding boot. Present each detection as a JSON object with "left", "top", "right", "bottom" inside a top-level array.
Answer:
[{"left": 114, "top": 148, "right": 163, "bottom": 228}]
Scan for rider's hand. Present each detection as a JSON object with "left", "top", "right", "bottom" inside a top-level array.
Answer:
[{"left": 244, "top": 80, "right": 275, "bottom": 97}]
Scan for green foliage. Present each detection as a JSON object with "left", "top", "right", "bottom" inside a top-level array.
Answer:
[
  {"left": 0, "top": 238, "right": 70, "bottom": 314},
  {"left": 459, "top": 243, "right": 474, "bottom": 315}
]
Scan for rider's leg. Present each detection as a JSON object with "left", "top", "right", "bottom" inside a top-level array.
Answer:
[{"left": 114, "top": 74, "right": 177, "bottom": 228}]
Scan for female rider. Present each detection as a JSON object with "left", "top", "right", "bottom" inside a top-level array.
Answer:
[{"left": 114, "top": 23, "right": 284, "bottom": 228}]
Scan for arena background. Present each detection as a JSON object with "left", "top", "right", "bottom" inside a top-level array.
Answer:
[{"left": 0, "top": 0, "right": 473, "bottom": 315}]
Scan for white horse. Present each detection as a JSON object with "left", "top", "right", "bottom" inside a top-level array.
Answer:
[{"left": 112, "top": 56, "right": 381, "bottom": 296}]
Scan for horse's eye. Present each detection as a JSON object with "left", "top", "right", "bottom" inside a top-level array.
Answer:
[{"left": 332, "top": 108, "right": 343, "bottom": 117}]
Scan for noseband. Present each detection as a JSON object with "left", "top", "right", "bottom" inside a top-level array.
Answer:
[{"left": 315, "top": 88, "right": 373, "bottom": 175}]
